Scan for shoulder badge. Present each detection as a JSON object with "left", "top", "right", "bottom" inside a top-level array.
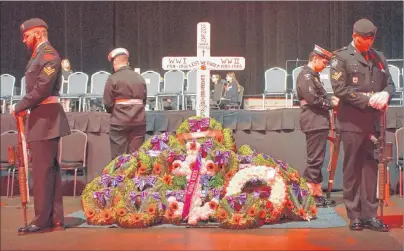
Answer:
[
  {"left": 331, "top": 71, "right": 342, "bottom": 81},
  {"left": 304, "top": 73, "right": 311, "bottom": 80},
  {"left": 330, "top": 58, "right": 338, "bottom": 68},
  {"left": 43, "top": 66, "right": 56, "bottom": 76}
]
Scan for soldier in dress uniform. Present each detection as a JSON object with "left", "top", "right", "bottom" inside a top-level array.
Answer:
[
  {"left": 330, "top": 18, "right": 395, "bottom": 232},
  {"left": 296, "top": 45, "right": 339, "bottom": 207},
  {"left": 13, "top": 18, "right": 71, "bottom": 234},
  {"left": 103, "top": 48, "right": 147, "bottom": 160}
]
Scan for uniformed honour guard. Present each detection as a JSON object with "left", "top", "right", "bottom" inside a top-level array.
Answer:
[
  {"left": 103, "top": 48, "right": 147, "bottom": 160},
  {"left": 330, "top": 18, "right": 395, "bottom": 232},
  {"left": 13, "top": 18, "right": 71, "bottom": 234},
  {"left": 297, "top": 45, "right": 339, "bottom": 207}
]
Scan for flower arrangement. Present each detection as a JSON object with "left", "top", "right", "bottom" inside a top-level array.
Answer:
[{"left": 81, "top": 118, "right": 320, "bottom": 229}]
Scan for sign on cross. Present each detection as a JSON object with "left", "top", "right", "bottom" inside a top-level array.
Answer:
[{"left": 162, "top": 22, "right": 245, "bottom": 118}]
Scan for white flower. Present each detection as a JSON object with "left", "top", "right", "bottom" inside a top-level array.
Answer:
[{"left": 167, "top": 196, "right": 177, "bottom": 203}]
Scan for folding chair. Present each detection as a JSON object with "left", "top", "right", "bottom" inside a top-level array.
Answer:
[
  {"left": 211, "top": 82, "right": 225, "bottom": 110},
  {"left": 156, "top": 70, "right": 185, "bottom": 110},
  {"left": 290, "top": 66, "right": 304, "bottom": 107},
  {"left": 86, "top": 71, "right": 111, "bottom": 111},
  {"left": 388, "top": 65, "right": 403, "bottom": 107},
  {"left": 0, "top": 74, "right": 15, "bottom": 113},
  {"left": 320, "top": 66, "right": 333, "bottom": 94},
  {"left": 12, "top": 77, "right": 26, "bottom": 104},
  {"left": 396, "top": 127, "right": 404, "bottom": 198},
  {"left": 59, "top": 129, "right": 88, "bottom": 197},
  {"left": 0, "top": 130, "right": 18, "bottom": 197},
  {"left": 262, "top": 67, "right": 288, "bottom": 109},
  {"left": 141, "top": 71, "right": 161, "bottom": 111},
  {"left": 183, "top": 69, "right": 197, "bottom": 110},
  {"left": 60, "top": 72, "right": 88, "bottom": 112}
]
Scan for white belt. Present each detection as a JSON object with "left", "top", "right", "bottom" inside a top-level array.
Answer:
[{"left": 115, "top": 99, "right": 143, "bottom": 105}]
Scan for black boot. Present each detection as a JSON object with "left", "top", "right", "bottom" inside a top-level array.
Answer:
[
  {"left": 349, "top": 218, "right": 364, "bottom": 231},
  {"left": 361, "top": 218, "right": 389, "bottom": 232}
]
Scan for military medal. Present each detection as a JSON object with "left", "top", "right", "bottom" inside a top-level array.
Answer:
[{"left": 352, "top": 76, "right": 358, "bottom": 84}]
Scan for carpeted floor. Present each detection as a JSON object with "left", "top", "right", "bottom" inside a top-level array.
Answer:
[{"left": 66, "top": 207, "right": 346, "bottom": 229}]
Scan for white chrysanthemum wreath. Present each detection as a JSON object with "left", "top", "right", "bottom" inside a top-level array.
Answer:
[{"left": 225, "top": 165, "right": 287, "bottom": 210}]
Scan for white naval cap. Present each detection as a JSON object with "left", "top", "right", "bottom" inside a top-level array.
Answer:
[{"left": 108, "top": 48, "right": 129, "bottom": 62}]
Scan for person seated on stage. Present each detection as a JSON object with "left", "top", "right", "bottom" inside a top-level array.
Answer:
[
  {"left": 210, "top": 74, "right": 226, "bottom": 106},
  {"left": 220, "top": 72, "right": 241, "bottom": 109},
  {"left": 60, "top": 58, "right": 73, "bottom": 112}
]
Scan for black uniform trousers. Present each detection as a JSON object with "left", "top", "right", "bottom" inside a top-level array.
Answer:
[
  {"left": 29, "top": 138, "right": 64, "bottom": 227},
  {"left": 303, "top": 129, "right": 329, "bottom": 184},
  {"left": 109, "top": 124, "right": 146, "bottom": 160},
  {"left": 340, "top": 131, "right": 379, "bottom": 219}
]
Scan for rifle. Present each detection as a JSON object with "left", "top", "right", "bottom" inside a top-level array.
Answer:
[
  {"left": 16, "top": 115, "right": 30, "bottom": 228},
  {"left": 370, "top": 109, "right": 393, "bottom": 218},
  {"left": 326, "top": 107, "right": 341, "bottom": 199}
]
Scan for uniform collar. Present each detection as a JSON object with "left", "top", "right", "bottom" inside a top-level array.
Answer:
[
  {"left": 31, "top": 41, "right": 49, "bottom": 58},
  {"left": 303, "top": 65, "right": 318, "bottom": 76},
  {"left": 115, "top": 65, "right": 131, "bottom": 72}
]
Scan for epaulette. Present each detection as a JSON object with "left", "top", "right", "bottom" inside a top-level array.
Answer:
[
  {"left": 332, "top": 46, "right": 348, "bottom": 54},
  {"left": 43, "top": 45, "right": 55, "bottom": 54}
]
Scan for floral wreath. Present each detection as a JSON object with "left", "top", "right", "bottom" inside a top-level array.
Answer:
[
  {"left": 101, "top": 153, "right": 138, "bottom": 177},
  {"left": 140, "top": 132, "right": 185, "bottom": 153},
  {"left": 223, "top": 165, "right": 287, "bottom": 224},
  {"left": 81, "top": 173, "right": 127, "bottom": 225},
  {"left": 175, "top": 117, "right": 235, "bottom": 151},
  {"left": 216, "top": 192, "right": 265, "bottom": 229}
]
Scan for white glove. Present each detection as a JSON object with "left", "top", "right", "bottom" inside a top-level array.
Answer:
[{"left": 369, "top": 91, "right": 389, "bottom": 110}]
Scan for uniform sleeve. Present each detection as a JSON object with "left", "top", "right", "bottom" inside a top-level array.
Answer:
[
  {"left": 103, "top": 77, "right": 115, "bottom": 113},
  {"left": 139, "top": 75, "right": 147, "bottom": 105},
  {"left": 329, "top": 55, "right": 370, "bottom": 109},
  {"left": 296, "top": 75, "right": 334, "bottom": 110},
  {"left": 14, "top": 53, "right": 61, "bottom": 113}
]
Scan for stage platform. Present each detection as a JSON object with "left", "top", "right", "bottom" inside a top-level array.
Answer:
[{"left": 1, "top": 108, "right": 403, "bottom": 196}]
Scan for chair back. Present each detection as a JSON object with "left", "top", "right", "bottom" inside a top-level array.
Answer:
[
  {"left": 238, "top": 85, "right": 244, "bottom": 105},
  {"left": 292, "top": 66, "right": 304, "bottom": 92},
  {"left": 59, "top": 129, "right": 87, "bottom": 167},
  {"left": 212, "top": 83, "right": 224, "bottom": 101},
  {"left": 163, "top": 70, "right": 185, "bottom": 94},
  {"left": 0, "top": 74, "right": 15, "bottom": 98},
  {"left": 67, "top": 72, "right": 88, "bottom": 96},
  {"left": 388, "top": 65, "right": 401, "bottom": 89},
  {"left": 0, "top": 130, "right": 18, "bottom": 163},
  {"left": 141, "top": 71, "right": 161, "bottom": 96},
  {"left": 320, "top": 66, "right": 333, "bottom": 93},
  {"left": 185, "top": 70, "right": 197, "bottom": 94},
  {"left": 90, "top": 71, "right": 111, "bottom": 95},
  {"left": 20, "top": 76, "right": 26, "bottom": 96},
  {"left": 264, "top": 67, "right": 287, "bottom": 94}
]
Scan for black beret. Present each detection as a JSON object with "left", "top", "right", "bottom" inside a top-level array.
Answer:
[
  {"left": 353, "top": 18, "right": 377, "bottom": 37},
  {"left": 20, "top": 18, "right": 48, "bottom": 34}
]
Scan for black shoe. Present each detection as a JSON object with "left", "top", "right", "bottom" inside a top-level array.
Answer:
[
  {"left": 361, "top": 218, "right": 389, "bottom": 232},
  {"left": 315, "top": 196, "right": 336, "bottom": 207},
  {"left": 17, "top": 225, "right": 50, "bottom": 235},
  {"left": 349, "top": 218, "right": 364, "bottom": 231}
]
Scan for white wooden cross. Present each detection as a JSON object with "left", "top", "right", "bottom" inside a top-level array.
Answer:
[{"left": 162, "top": 22, "right": 245, "bottom": 117}]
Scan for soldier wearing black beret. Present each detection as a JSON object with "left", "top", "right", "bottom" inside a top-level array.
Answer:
[
  {"left": 296, "top": 45, "right": 339, "bottom": 207},
  {"left": 13, "top": 18, "right": 70, "bottom": 234},
  {"left": 329, "top": 18, "right": 395, "bottom": 232}
]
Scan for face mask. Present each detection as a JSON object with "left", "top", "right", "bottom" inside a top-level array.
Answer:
[{"left": 354, "top": 35, "right": 374, "bottom": 52}]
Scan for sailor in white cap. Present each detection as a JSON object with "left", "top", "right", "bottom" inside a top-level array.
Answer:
[{"left": 103, "top": 48, "right": 147, "bottom": 159}]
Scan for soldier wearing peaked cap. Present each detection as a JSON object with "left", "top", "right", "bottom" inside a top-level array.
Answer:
[
  {"left": 103, "top": 48, "right": 147, "bottom": 160},
  {"left": 13, "top": 18, "right": 70, "bottom": 234},
  {"left": 296, "top": 45, "right": 339, "bottom": 207},
  {"left": 330, "top": 18, "right": 395, "bottom": 232}
]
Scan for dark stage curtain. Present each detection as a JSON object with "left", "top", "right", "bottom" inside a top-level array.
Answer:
[{"left": 1, "top": 1, "right": 403, "bottom": 94}]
